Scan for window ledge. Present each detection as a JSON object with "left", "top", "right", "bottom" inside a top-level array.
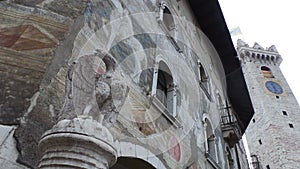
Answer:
[
  {"left": 151, "top": 96, "right": 182, "bottom": 128},
  {"left": 205, "top": 152, "right": 221, "bottom": 169}
]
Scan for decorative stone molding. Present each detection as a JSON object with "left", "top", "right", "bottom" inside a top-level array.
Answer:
[{"left": 38, "top": 116, "right": 117, "bottom": 169}]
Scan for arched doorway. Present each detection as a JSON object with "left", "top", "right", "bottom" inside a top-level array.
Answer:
[{"left": 110, "top": 157, "right": 156, "bottom": 169}]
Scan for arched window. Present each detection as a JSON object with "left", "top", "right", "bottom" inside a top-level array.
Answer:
[
  {"left": 111, "top": 157, "right": 156, "bottom": 169},
  {"left": 206, "top": 120, "right": 216, "bottom": 159},
  {"left": 197, "top": 60, "right": 211, "bottom": 100},
  {"left": 217, "top": 94, "right": 223, "bottom": 109},
  {"left": 162, "top": 7, "right": 175, "bottom": 31},
  {"left": 204, "top": 119, "right": 218, "bottom": 163},
  {"left": 157, "top": 2, "right": 183, "bottom": 52},
  {"left": 159, "top": 2, "right": 176, "bottom": 37},
  {"left": 152, "top": 61, "right": 177, "bottom": 117},
  {"left": 261, "top": 66, "right": 274, "bottom": 78},
  {"left": 197, "top": 60, "right": 209, "bottom": 83}
]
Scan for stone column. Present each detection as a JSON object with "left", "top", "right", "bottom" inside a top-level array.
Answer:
[
  {"left": 37, "top": 53, "right": 128, "bottom": 168},
  {"left": 38, "top": 116, "right": 117, "bottom": 169}
]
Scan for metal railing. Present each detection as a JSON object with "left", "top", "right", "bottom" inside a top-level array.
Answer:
[{"left": 221, "top": 114, "right": 242, "bottom": 137}]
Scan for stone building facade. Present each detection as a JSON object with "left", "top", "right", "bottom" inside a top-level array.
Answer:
[{"left": 0, "top": 0, "right": 280, "bottom": 169}]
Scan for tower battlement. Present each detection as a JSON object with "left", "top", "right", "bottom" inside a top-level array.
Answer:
[{"left": 237, "top": 39, "right": 282, "bottom": 65}]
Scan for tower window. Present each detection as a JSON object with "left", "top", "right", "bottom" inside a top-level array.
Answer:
[
  {"left": 289, "top": 123, "right": 294, "bottom": 128},
  {"left": 276, "top": 96, "right": 280, "bottom": 99},
  {"left": 258, "top": 139, "right": 262, "bottom": 145},
  {"left": 266, "top": 165, "right": 270, "bottom": 169},
  {"left": 282, "top": 111, "right": 288, "bottom": 116},
  {"left": 261, "top": 66, "right": 274, "bottom": 78},
  {"left": 252, "top": 119, "right": 256, "bottom": 123}
]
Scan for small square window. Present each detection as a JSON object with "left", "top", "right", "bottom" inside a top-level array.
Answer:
[
  {"left": 282, "top": 111, "right": 288, "bottom": 116},
  {"left": 276, "top": 96, "right": 280, "bottom": 99},
  {"left": 289, "top": 123, "right": 294, "bottom": 128},
  {"left": 259, "top": 139, "right": 262, "bottom": 145}
]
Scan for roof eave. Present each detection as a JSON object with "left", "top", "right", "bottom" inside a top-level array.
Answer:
[{"left": 188, "top": 0, "right": 255, "bottom": 133}]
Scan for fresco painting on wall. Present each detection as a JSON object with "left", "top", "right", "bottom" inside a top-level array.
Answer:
[{"left": 168, "top": 136, "right": 181, "bottom": 162}]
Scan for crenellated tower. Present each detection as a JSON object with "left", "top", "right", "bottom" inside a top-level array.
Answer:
[{"left": 237, "top": 40, "right": 300, "bottom": 169}]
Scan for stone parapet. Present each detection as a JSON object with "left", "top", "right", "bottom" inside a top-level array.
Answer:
[{"left": 237, "top": 39, "right": 282, "bottom": 65}]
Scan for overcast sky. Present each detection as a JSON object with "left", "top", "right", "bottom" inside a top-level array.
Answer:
[{"left": 219, "top": 0, "right": 300, "bottom": 103}]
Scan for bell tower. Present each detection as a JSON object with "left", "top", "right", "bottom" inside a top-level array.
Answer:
[{"left": 237, "top": 40, "right": 300, "bottom": 169}]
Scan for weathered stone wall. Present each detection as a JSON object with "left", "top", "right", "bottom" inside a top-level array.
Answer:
[{"left": 0, "top": 0, "right": 249, "bottom": 168}]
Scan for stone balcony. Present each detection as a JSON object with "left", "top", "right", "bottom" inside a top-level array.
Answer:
[{"left": 220, "top": 112, "right": 242, "bottom": 147}]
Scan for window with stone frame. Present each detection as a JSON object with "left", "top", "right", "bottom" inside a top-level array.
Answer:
[
  {"left": 199, "top": 63, "right": 208, "bottom": 83},
  {"left": 151, "top": 61, "right": 177, "bottom": 117},
  {"left": 204, "top": 119, "right": 219, "bottom": 164},
  {"left": 159, "top": 2, "right": 176, "bottom": 36},
  {"left": 157, "top": 2, "right": 183, "bottom": 52},
  {"left": 162, "top": 6, "right": 175, "bottom": 32},
  {"left": 197, "top": 60, "right": 211, "bottom": 100},
  {"left": 261, "top": 66, "right": 274, "bottom": 78}
]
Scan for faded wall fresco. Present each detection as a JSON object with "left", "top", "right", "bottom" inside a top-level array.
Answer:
[{"left": 0, "top": 0, "right": 249, "bottom": 169}]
